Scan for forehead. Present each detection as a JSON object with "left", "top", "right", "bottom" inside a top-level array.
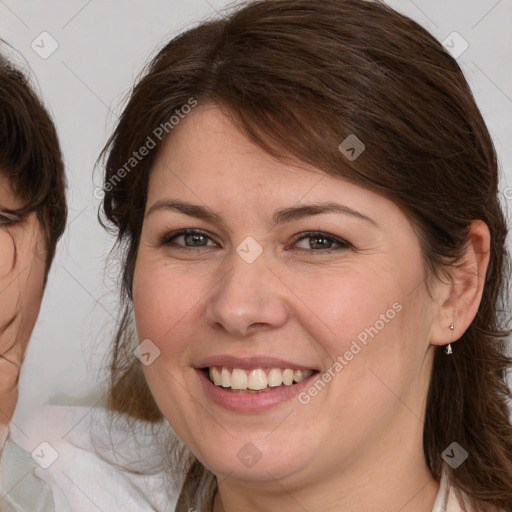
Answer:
[
  {"left": 147, "top": 105, "right": 396, "bottom": 221},
  {"left": 153, "top": 104, "right": 312, "bottom": 178}
]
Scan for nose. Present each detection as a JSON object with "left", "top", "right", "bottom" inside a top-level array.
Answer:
[{"left": 205, "top": 248, "right": 289, "bottom": 337}]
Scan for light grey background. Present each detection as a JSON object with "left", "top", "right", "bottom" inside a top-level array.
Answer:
[{"left": 0, "top": 0, "right": 510, "bottom": 433}]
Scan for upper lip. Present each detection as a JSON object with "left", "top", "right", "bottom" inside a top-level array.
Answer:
[{"left": 195, "top": 355, "right": 318, "bottom": 371}]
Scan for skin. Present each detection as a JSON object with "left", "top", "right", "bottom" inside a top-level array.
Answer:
[
  {"left": 132, "top": 104, "right": 490, "bottom": 512},
  {"left": 0, "top": 176, "right": 46, "bottom": 449}
]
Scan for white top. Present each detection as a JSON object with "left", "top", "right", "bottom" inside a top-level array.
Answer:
[{"left": 0, "top": 406, "right": 470, "bottom": 511}]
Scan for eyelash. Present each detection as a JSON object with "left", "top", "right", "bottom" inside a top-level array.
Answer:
[
  {"left": 0, "top": 211, "right": 21, "bottom": 226},
  {"left": 159, "top": 228, "right": 351, "bottom": 253}
]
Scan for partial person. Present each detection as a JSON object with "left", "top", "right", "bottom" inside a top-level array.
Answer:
[
  {"left": 0, "top": 48, "right": 66, "bottom": 507},
  {"left": 3, "top": 1, "right": 511, "bottom": 511}
]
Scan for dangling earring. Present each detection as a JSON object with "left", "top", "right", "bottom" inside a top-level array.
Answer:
[{"left": 445, "top": 323, "right": 455, "bottom": 354}]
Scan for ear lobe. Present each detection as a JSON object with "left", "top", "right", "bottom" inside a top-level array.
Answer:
[{"left": 430, "top": 220, "right": 491, "bottom": 347}]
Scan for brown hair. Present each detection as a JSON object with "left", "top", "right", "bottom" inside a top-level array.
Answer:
[
  {"left": 0, "top": 45, "right": 67, "bottom": 275},
  {"left": 99, "top": 1, "right": 512, "bottom": 510}
]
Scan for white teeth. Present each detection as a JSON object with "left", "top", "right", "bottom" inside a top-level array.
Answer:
[
  {"left": 231, "top": 368, "right": 248, "bottom": 390},
  {"left": 282, "top": 369, "right": 294, "bottom": 386},
  {"left": 210, "top": 367, "right": 222, "bottom": 386},
  {"left": 221, "top": 367, "right": 231, "bottom": 387},
  {"left": 302, "top": 369, "right": 314, "bottom": 379},
  {"left": 248, "top": 369, "right": 267, "bottom": 390},
  {"left": 267, "top": 368, "right": 283, "bottom": 387},
  {"left": 207, "top": 366, "right": 314, "bottom": 391}
]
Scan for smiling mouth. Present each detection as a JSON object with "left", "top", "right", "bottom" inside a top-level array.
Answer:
[{"left": 204, "top": 366, "right": 317, "bottom": 393}]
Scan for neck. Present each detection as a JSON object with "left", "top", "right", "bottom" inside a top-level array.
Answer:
[{"left": 212, "top": 434, "right": 440, "bottom": 512}]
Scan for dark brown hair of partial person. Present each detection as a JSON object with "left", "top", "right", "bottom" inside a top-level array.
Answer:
[
  {"left": 0, "top": 46, "right": 67, "bottom": 276},
  {"left": 98, "top": 0, "right": 512, "bottom": 510}
]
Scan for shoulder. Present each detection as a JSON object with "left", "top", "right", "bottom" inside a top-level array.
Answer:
[{"left": 3, "top": 404, "right": 183, "bottom": 512}]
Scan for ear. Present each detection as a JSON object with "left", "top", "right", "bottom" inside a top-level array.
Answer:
[{"left": 429, "top": 220, "right": 491, "bottom": 347}]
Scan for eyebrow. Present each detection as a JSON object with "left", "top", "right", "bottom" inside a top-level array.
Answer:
[{"left": 146, "top": 200, "right": 377, "bottom": 227}]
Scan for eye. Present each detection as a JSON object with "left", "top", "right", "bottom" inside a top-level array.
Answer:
[
  {"left": 160, "top": 228, "right": 218, "bottom": 248},
  {"left": 290, "top": 231, "right": 351, "bottom": 252},
  {"left": 159, "top": 229, "right": 350, "bottom": 252},
  {"left": 0, "top": 211, "right": 21, "bottom": 226}
]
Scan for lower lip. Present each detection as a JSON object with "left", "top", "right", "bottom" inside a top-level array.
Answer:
[{"left": 196, "top": 369, "right": 317, "bottom": 412}]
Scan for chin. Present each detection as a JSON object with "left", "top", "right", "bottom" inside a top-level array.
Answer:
[{"left": 190, "top": 433, "right": 315, "bottom": 485}]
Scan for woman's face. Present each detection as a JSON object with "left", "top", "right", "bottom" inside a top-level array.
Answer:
[
  {"left": 0, "top": 176, "right": 46, "bottom": 433},
  {"left": 133, "top": 105, "right": 442, "bottom": 490}
]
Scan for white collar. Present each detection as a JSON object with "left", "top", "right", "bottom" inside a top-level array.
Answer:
[
  {"left": 432, "top": 468, "right": 467, "bottom": 512},
  {"left": 432, "top": 469, "right": 451, "bottom": 511}
]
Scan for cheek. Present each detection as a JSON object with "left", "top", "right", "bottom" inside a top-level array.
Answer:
[
  {"left": 292, "top": 260, "right": 431, "bottom": 408},
  {"left": 17, "top": 244, "right": 46, "bottom": 332},
  {"left": 0, "top": 227, "right": 45, "bottom": 307},
  {"left": 290, "top": 266, "right": 405, "bottom": 358},
  {"left": 303, "top": 269, "right": 432, "bottom": 412},
  {"left": 132, "top": 256, "right": 203, "bottom": 356},
  {"left": 0, "top": 229, "right": 15, "bottom": 278},
  {"left": 0, "top": 230, "right": 46, "bottom": 352}
]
